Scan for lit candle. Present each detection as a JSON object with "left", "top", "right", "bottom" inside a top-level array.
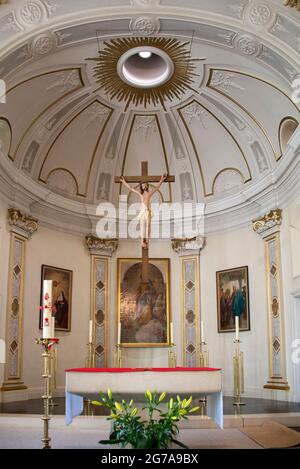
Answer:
[
  {"left": 201, "top": 320, "right": 204, "bottom": 343},
  {"left": 42, "top": 280, "right": 52, "bottom": 339},
  {"left": 235, "top": 316, "right": 239, "bottom": 341},
  {"left": 117, "top": 322, "right": 121, "bottom": 345},
  {"left": 170, "top": 322, "right": 174, "bottom": 344},
  {"left": 89, "top": 320, "right": 93, "bottom": 344}
]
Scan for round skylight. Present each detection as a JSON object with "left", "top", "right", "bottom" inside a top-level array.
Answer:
[{"left": 117, "top": 46, "right": 174, "bottom": 88}]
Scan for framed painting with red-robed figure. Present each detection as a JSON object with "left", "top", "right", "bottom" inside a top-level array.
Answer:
[
  {"left": 216, "top": 266, "right": 250, "bottom": 333},
  {"left": 39, "top": 265, "right": 73, "bottom": 332}
]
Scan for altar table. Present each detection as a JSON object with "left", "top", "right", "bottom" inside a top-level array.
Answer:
[{"left": 65, "top": 367, "right": 223, "bottom": 428}]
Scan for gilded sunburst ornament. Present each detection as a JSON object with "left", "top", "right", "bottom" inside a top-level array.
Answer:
[{"left": 87, "top": 37, "right": 204, "bottom": 111}]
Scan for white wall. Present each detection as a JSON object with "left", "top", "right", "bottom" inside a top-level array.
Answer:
[
  {"left": 200, "top": 226, "right": 270, "bottom": 398},
  {"left": 22, "top": 225, "right": 90, "bottom": 397},
  {"left": 0, "top": 203, "right": 299, "bottom": 402}
]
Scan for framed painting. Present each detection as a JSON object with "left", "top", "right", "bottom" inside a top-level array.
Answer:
[
  {"left": 216, "top": 266, "right": 250, "bottom": 333},
  {"left": 39, "top": 265, "right": 73, "bottom": 332},
  {"left": 117, "top": 258, "right": 170, "bottom": 347}
]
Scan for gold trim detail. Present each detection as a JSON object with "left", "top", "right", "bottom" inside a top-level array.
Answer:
[
  {"left": 182, "top": 256, "right": 199, "bottom": 367},
  {"left": 91, "top": 256, "right": 109, "bottom": 367},
  {"left": 86, "top": 236, "right": 118, "bottom": 255},
  {"left": 8, "top": 208, "right": 38, "bottom": 237},
  {"left": 117, "top": 258, "right": 171, "bottom": 348},
  {"left": 87, "top": 37, "right": 203, "bottom": 111},
  {"left": 283, "top": 0, "right": 300, "bottom": 11},
  {"left": 252, "top": 209, "right": 282, "bottom": 235}
]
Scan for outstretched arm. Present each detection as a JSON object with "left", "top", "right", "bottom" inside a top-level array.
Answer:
[
  {"left": 120, "top": 176, "right": 140, "bottom": 195},
  {"left": 149, "top": 173, "right": 168, "bottom": 195}
]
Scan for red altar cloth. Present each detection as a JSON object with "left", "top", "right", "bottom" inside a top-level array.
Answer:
[{"left": 66, "top": 367, "right": 221, "bottom": 373}]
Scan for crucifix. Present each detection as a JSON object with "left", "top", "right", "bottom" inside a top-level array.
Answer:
[{"left": 115, "top": 161, "right": 175, "bottom": 288}]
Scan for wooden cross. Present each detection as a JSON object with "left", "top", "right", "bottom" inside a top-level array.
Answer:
[{"left": 115, "top": 161, "right": 175, "bottom": 287}]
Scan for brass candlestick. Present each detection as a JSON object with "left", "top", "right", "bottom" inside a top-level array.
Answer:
[
  {"left": 114, "top": 345, "right": 122, "bottom": 368},
  {"left": 49, "top": 346, "right": 58, "bottom": 407},
  {"left": 199, "top": 341, "right": 209, "bottom": 405},
  {"left": 233, "top": 339, "right": 245, "bottom": 407},
  {"left": 35, "top": 338, "right": 59, "bottom": 449},
  {"left": 199, "top": 341, "right": 209, "bottom": 368},
  {"left": 85, "top": 342, "right": 95, "bottom": 368},
  {"left": 168, "top": 343, "right": 177, "bottom": 368}
]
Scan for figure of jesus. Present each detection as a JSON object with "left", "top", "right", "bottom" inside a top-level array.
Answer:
[{"left": 120, "top": 173, "right": 167, "bottom": 248}]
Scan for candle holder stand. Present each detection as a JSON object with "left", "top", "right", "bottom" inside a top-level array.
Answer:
[
  {"left": 233, "top": 338, "right": 245, "bottom": 407},
  {"left": 114, "top": 344, "right": 122, "bottom": 368},
  {"left": 35, "top": 338, "right": 59, "bottom": 449},
  {"left": 168, "top": 343, "right": 177, "bottom": 368},
  {"left": 85, "top": 342, "right": 95, "bottom": 368},
  {"left": 199, "top": 341, "right": 209, "bottom": 404}
]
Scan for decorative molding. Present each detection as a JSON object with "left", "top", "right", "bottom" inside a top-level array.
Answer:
[
  {"left": 182, "top": 256, "right": 200, "bottom": 367},
  {"left": 252, "top": 208, "right": 282, "bottom": 236},
  {"left": 172, "top": 236, "right": 205, "bottom": 256},
  {"left": 32, "top": 33, "right": 56, "bottom": 56},
  {"left": 235, "top": 34, "right": 260, "bottom": 55},
  {"left": 1, "top": 233, "right": 28, "bottom": 392},
  {"left": 86, "top": 37, "right": 203, "bottom": 111},
  {"left": 90, "top": 256, "right": 109, "bottom": 367},
  {"left": 262, "top": 232, "right": 290, "bottom": 390},
  {"left": 85, "top": 235, "right": 118, "bottom": 256},
  {"left": 130, "top": 16, "right": 160, "bottom": 35},
  {"left": 8, "top": 208, "right": 38, "bottom": 238},
  {"left": 283, "top": 0, "right": 300, "bottom": 11},
  {"left": 247, "top": 3, "right": 273, "bottom": 28},
  {"left": 19, "top": 2, "right": 44, "bottom": 25}
]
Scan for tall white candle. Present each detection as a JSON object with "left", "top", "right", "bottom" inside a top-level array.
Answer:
[
  {"left": 170, "top": 322, "right": 174, "bottom": 344},
  {"left": 89, "top": 320, "right": 93, "bottom": 344},
  {"left": 200, "top": 320, "right": 204, "bottom": 343},
  {"left": 117, "top": 322, "right": 121, "bottom": 345},
  {"left": 50, "top": 316, "right": 55, "bottom": 339},
  {"left": 42, "top": 280, "right": 52, "bottom": 339},
  {"left": 235, "top": 316, "right": 239, "bottom": 341}
]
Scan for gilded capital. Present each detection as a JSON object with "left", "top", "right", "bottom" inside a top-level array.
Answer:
[
  {"left": 283, "top": 0, "right": 300, "bottom": 11},
  {"left": 252, "top": 209, "right": 282, "bottom": 236},
  {"left": 171, "top": 235, "right": 205, "bottom": 255},
  {"left": 85, "top": 235, "right": 118, "bottom": 256},
  {"left": 8, "top": 208, "right": 38, "bottom": 238}
]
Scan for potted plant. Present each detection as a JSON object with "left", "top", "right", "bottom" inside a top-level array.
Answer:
[{"left": 92, "top": 389, "right": 199, "bottom": 449}]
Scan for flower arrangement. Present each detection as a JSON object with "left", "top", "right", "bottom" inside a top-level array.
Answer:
[{"left": 92, "top": 389, "right": 199, "bottom": 449}]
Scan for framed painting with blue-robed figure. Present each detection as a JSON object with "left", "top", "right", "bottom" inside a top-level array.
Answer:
[{"left": 216, "top": 266, "right": 250, "bottom": 333}]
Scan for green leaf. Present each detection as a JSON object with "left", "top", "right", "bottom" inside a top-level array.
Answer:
[
  {"left": 189, "top": 406, "right": 200, "bottom": 413},
  {"left": 115, "top": 402, "right": 123, "bottom": 412},
  {"left": 158, "top": 392, "right": 166, "bottom": 403},
  {"left": 91, "top": 400, "right": 102, "bottom": 406},
  {"left": 107, "top": 388, "right": 113, "bottom": 399}
]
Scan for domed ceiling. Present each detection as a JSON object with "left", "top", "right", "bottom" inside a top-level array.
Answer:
[{"left": 0, "top": 0, "right": 299, "bottom": 233}]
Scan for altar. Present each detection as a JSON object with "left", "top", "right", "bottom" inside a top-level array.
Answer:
[{"left": 65, "top": 367, "right": 223, "bottom": 428}]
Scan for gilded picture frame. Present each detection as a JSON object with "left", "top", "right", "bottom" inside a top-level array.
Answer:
[
  {"left": 39, "top": 264, "right": 73, "bottom": 332},
  {"left": 117, "top": 258, "right": 171, "bottom": 347},
  {"left": 216, "top": 266, "right": 250, "bottom": 333}
]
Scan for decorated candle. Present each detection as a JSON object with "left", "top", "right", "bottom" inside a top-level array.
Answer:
[
  {"left": 43, "top": 280, "right": 53, "bottom": 339},
  {"left": 235, "top": 316, "right": 239, "bottom": 341}
]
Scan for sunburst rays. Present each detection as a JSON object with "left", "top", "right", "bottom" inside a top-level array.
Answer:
[{"left": 87, "top": 37, "right": 203, "bottom": 111}]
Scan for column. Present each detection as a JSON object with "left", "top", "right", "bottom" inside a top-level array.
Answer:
[
  {"left": 172, "top": 236, "right": 205, "bottom": 367},
  {"left": 252, "top": 209, "right": 290, "bottom": 390},
  {"left": 85, "top": 236, "right": 118, "bottom": 367},
  {"left": 1, "top": 208, "right": 38, "bottom": 393}
]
